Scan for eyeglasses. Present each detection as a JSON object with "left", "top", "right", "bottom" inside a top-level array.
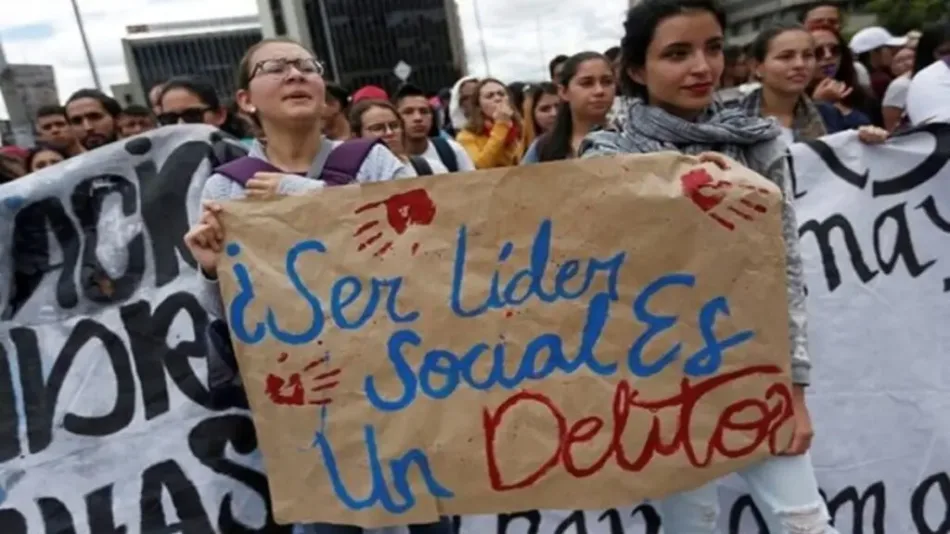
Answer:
[
  {"left": 157, "top": 107, "right": 210, "bottom": 125},
  {"left": 365, "top": 121, "right": 403, "bottom": 135},
  {"left": 250, "top": 58, "right": 325, "bottom": 80},
  {"left": 815, "top": 44, "right": 841, "bottom": 61}
]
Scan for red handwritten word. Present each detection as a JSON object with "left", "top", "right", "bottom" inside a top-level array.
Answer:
[
  {"left": 354, "top": 189, "right": 437, "bottom": 256},
  {"left": 482, "top": 365, "right": 792, "bottom": 491},
  {"left": 680, "top": 168, "right": 771, "bottom": 230},
  {"left": 264, "top": 354, "right": 342, "bottom": 406}
]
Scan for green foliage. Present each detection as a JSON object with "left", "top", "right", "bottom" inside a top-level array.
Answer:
[{"left": 866, "top": 0, "right": 950, "bottom": 35}]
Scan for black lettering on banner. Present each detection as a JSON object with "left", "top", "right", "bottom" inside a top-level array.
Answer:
[
  {"left": 822, "top": 482, "right": 885, "bottom": 534},
  {"left": 498, "top": 510, "right": 541, "bottom": 534},
  {"left": 553, "top": 510, "right": 587, "bottom": 534},
  {"left": 70, "top": 174, "right": 145, "bottom": 304},
  {"left": 0, "top": 341, "right": 21, "bottom": 461},
  {"left": 800, "top": 139, "right": 869, "bottom": 191},
  {"left": 799, "top": 215, "right": 879, "bottom": 291},
  {"left": 915, "top": 196, "right": 950, "bottom": 292},
  {"left": 139, "top": 460, "right": 213, "bottom": 533},
  {"left": 911, "top": 472, "right": 950, "bottom": 534},
  {"left": 871, "top": 123, "right": 950, "bottom": 198},
  {"left": 4, "top": 197, "right": 81, "bottom": 319},
  {"left": 38, "top": 496, "right": 77, "bottom": 534},
  {"left": 0, "top": 509, "right": 27, "bottom": 533},
  {"left": 598, "top": 505, "right": 660, "bottom": 534},
  {"left": 727, "top": 495, "right": 767, "bottom": 534},
  {"left": 12, "top": 319, "right": 136, "bottom": 455},
  {"left": 787, "top": 153, "right": 807, "bottom": 200},
  {"left": 86, "top": 484, "right": 127, "bottom": 534},
  {"left": 872, "top": 203, "right": 935, "bottom": 278},
  {"left": 122, "top": 292, "right": 214, "bottom": 420},
  {"left": 188, "top": 414, "right": 291, "bottom": 533}
]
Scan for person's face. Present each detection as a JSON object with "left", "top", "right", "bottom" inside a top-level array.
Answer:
[
  {"left": 812, "top": 29, "right": 842, "bottom": 80},
  {"left": 35, "top": 113, "right": 74, "bottom": 149},
  {"left": 322, "top": 96, "right": 342, "bottom": 121},
  {"left": 730, "top": 53, "right": 750, "bottom": 81},
  {"left": 533, "top": 93, "right": 560, "bottom": 133},
  {"left": 118, "top": 114, "right": 154, "bottom": 138},
  {"left": 631, "top": 11, "right": 724, "bottom": 118},
  {"left": 158, "top": 88, "right": 224, "bottom": 127},
  {"left": 478, "top": 81, "right": 508, "bottom": 119},
  {"left": 237, "top": 42, "right": 327, "bottom": 128},
  {"left": 756, "top": 30, "right": 816, "bottom": 96},
  {"left": 396, "top": 95, "right": 434, "bottom": 140},
  {"left": 361, "top": 106, "right": 405, "bottom": 155},
  {"left": 30, "top": 149, "right": 64, "bottom": 172},
  {"left": 65, "top": 97, "right": 116, "bottom": 149},
  {"left": 804, "top": 6, "right": 841, "bottom": 32},
  {"left": 459, "top": 80, "right": 478, "bottom": 118},
  {"left": 561, "top": 58, "right": 616, "bottom": 122},
  {"left": 891, "top": 47, "right": 915, "bottom": 77},
  {"left": 934, "top": 40, "right": 950, "bottom": 61}
]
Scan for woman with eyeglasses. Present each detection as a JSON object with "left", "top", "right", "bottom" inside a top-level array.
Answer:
[
  {"left": 808, "top": 24, "right": 878, "bottom": 132},
  {"left": 183, "top": 37, "right": 440, "bottom": 534},
  {"left": 350, "top": 99, "right": 435, "bottom": 175}
]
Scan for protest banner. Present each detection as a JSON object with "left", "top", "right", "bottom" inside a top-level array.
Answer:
[
  {"left": 216, "top": 152, "right": 796, "bottom": 527},
  {"left": 0, "top": 125, "right": 296, "bottom": 533},
  {"left": 454, "top": 124, "right": 950, "bottom": 534}
]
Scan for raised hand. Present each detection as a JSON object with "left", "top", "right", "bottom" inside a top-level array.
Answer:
[
  {"left": 184, "top": 201, "right": 224, "bottom": 276},
  {"left": 264, "top": 352, "right": 341, "bottom": 407},
  {"left": 353, "top": 188, "right": 437, "bottom": 257},
  {"left": 680, "top": 168, "right": 771, "bottom": 231}
]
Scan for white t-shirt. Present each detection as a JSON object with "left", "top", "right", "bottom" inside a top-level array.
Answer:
[
  {"left": 419, "top": 138, "right": 476, "bottom": 174},
  {"left": 882, "top": 74, "right": 911, "bottom": 109},
  {"left": 906, "top": 60, "right": 950, "bottom": 125}
]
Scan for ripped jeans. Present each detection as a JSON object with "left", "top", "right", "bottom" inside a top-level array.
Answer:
[
  {"left": 292, "top": 517, "right": 453, "bottom": 534},
  {"left": 658, "top": 453, "right": 838, "bottom": 534}
]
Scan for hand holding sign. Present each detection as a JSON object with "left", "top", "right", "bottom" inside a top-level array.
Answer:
[
  {"left": 353, "top": 188, "right": 437, "bottom": 257},
  {"left": 680, "top": 168, "right": 770, "bottom": 231},
  {"left": 184, "top": 201, "right": 225, "bottom": 276}
]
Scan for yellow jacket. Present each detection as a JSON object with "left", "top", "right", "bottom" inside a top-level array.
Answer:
[{"left": 456, "top": 121, "right": 523, "bottom": 169}]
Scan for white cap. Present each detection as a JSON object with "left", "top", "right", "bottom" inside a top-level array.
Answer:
[{"left": 850, "top": 27, "right": 908, "bottom": 55}]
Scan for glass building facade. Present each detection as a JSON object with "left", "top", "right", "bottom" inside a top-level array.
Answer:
[{"left": 300, "top": 0, "right": 463, "bottom": 94}]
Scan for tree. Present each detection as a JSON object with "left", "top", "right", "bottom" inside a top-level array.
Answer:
[{"left": 866, "top": 0, "right": 949, "bottom": 35}]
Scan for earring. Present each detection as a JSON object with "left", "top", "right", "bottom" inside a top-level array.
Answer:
[{"left": 247, "top": 106, "right": 257, "bottom": 114}]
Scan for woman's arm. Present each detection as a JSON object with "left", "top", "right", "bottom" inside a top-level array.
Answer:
[{"left": 457, "top": 122, "right": 514, "bottom": 169}]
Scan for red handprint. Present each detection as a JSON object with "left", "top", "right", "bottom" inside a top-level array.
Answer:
[
  {"left": 264, "top": 352, "right": 341, "bottom": 407},
  {"left": 680, "top": 168, "right": 770, "bottom": 231},
  {"left": 353, "top": 188, "right": 437, "bottom": 257}
]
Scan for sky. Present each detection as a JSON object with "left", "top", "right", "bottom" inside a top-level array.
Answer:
[{"left": 0, "top": 0, "right": 628, "bottom": 119}]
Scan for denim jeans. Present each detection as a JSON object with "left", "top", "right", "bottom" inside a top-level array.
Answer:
[
  {"left": 293, "top": 516, "right": 453, "bottom": 534},
  {"left": 658, "top": 453, "right": 839, "bottom": 534}
]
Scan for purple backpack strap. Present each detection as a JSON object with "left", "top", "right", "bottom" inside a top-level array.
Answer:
[
  {"left": 214, "top": 157, "right": 282, "bottom": 186},
  {"left": 320, "top": 138, "right": 384, "bottom": 186}
]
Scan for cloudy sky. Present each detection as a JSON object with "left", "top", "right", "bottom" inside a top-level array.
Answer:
[{"left": 0, "top": 0, "right": 628, "bottom": 119}]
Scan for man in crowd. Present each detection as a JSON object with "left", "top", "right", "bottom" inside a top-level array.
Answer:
[
  {"left": 851, "top": 27, "right": 907, "bottom": 99},
  {"left": 65, "top": 89, "right": 121, "bottom": 150},
  {"left": 802, "top": 1, "right": 841, "bottom": 31},
  {"left": 34, "top": 105, "right": 85, "bottom": 157},
  {"left": 117, "top": 105, "right": 156, "bottom": 138},
  {"left": 394, "top": 84, "right": 475, "bottom": 174}
]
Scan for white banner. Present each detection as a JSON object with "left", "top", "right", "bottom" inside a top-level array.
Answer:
[
  {"left": 457, "top": 124, "right": 950, "bottom": 534},
  {"left": 1, "top": 124, "right": 948, "bottom": 533}
]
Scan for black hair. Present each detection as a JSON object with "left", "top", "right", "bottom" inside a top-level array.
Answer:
[
  {"left": 25, "top": 145, "right": 68, "bottom": 173},
  {"left": 800, "top": 1, "right": 840, "bottom": 22},
  {"left": 393, "top": 83, "right": 426, "bottom": 105},
  {"left": 604, "top": 46, "right": 622, "bottom": 62},
  {"left": 507, "top": 81, "right": 528, "bottom": 113},
  {"left": 158, "top": 76, "right": 222, "bottom": 110},
  {"left": 537, "top": 51, "right": 612, "bottom": 162},
  {"left": 724, "top": 44, "right": 744, "bottom": 64},
  {"left": 619, "top": 0, "right": 727, "bottom": 99},
  {"left": 548, "top": 54, "right": 569, "bottom": 78},
  {"left": 807, "top": 25, "right": 875, "bottom": 115},
  {"left": 325, "top": 82, "right": 350, "bottom": 107},
  {"left": 914, "top": 21, "right": 950, "bottom": 75},
  {"left": 65, "top": 89, "right": 122, "bottom": 118},
  {"left": 121, "top": 104, "right": 152, "bottom": 117},
  {"left": 523, "top": 82, "right": 558, "bottom": 134},
  {"left": 748, "top": 21, "right": 810, "bottom": 63},
  {"left": 35, "top": 104, "right": 66, "bottom": 120}
]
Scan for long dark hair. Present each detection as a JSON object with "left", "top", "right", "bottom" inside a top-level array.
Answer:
[
  {"left": 914, "top": 22, "right": 950, "bottom": 75},
  {"left": 808, "top": 24, "right": 876, "bottom": 115},
  {"left": 522, "top": 82, "right": 557, "bottom": 145},
  {"left": 619, "top": 0, "right": 727, "bottom": 99},
  {"left": 159, "top": 76, "right": 248, "bottom": 138},
  {"left": 537, "top": 52, "right": 611, "bottom": 162}
]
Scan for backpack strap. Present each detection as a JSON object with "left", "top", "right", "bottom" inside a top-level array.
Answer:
[
  {"left": 320, "top": 138, "right": 383, "bottom": 186},
  {"left": 430, "top": 137, "right": 459, "bottom": 173},
  {"left": 409, "top": 155, "right": 434, "bottom": 176},
  {"left": 214, "top": 157, "right": 282, "bottom": 186}
]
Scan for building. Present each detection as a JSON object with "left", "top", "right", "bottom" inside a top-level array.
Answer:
[
  {"left": 0, "top": 48, "right": 59, "bottom": 146},
  {"left": 723, "top": 0, "right": 876, "bottom": 44},
  {"left": 256, "top": 0, "right": 467, "bottom": 94},
  {"left": 121, "top": 16, "right": 263, "bottom": 105}
]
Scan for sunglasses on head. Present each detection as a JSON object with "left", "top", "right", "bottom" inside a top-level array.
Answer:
[
  {"left": 157, "top": 107, "right": 209, "bottom": 126},
  {"left": 815, "top": 44, "right": 841, "bottom": 61}
]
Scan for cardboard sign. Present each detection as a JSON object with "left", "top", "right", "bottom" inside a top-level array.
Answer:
[{"left": 216, "top": 153, "right": 794, "bottom": 528}]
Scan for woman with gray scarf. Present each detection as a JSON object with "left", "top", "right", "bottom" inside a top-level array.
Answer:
[{"left": 581, "top": 0, "right": 838, "bottom": 532}]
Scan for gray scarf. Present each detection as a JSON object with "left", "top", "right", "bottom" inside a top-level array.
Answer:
[{"left": 617, "top": 98, "right": 782, "bottom": 167}]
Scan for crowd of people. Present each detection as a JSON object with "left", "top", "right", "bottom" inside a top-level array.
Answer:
[{"left": 1, "top": 0, "right": 949, "bottom": 532}]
